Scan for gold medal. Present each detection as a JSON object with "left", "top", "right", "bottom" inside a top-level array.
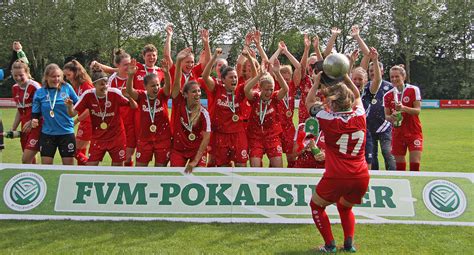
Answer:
[
  {"left": 49, "top": 110, "right": 55, "bottom": 118},
  {"left": 188, "top": 133, "right": 196, "bottom": 141},
  {"left": 286, "top": 110, "right": 292, "bottom": 117},
  {"left": 232, "top": 114, "right": 239, "bottom": 122},
  {"left": 371, "top": 98, "right": 377, "bottom": 105},
  {"left": 150, "top": 124, "right": 157, "bottom": 133},
  {"left": 100, "top": 122, "right": 108, "bottom": 129}
]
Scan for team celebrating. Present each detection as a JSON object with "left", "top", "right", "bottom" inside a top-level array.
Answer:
[{"left": 6, "top": 24, "right": 424, "bottom": 252}]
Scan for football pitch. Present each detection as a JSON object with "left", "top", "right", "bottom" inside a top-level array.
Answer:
[{"left": 0, "top": 108, "right": 472, "bottom": 254}]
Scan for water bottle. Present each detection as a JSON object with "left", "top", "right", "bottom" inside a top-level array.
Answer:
[
  {"left": 6, "top": 131, "right": 22, "bottom": 139},
  {"left": 394, "top": 112, "right": 403, "bottom": 127}
]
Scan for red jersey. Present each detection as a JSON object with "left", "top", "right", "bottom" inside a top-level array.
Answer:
[
  {"left": 316, "top": 106, "right": 369, "bottom": 178},
  {"left": 210, "top": 83, "right": 246, "bottom": 134},
  {"left": 247, "top": 91, "right": 283, "bottom": 139},
  {"left": 74, "top": 88, "right": 129, "bottom": 142},
  {"left": 74, "top": 81, "right": 94, "bottom": 124},
  {"left": 275, "top": 80, "right": 296, "bottom": 127},
  {"left": 136, "top": 90, "right": 171, "bottom": 141},
  {"left": 107, "top": 73, "right": 135, "bottom": 126},
  {"left": 197, "top": 77, "right": 218, "bottom": 118},
  {"left": 298, "top": 75, "right": 312, "bottom": 123},
  {"left": 169, "top": 63, "right": 203, "bottom": 88},
  {"left": 383, "top": 84, "right": 422, "bottom": 136},
  {"left": 172, "top": 94, "right": 211, "bottom": 152},
  {"left": 134, "top": 62, "right": 165, "bottom": 90},
  {"left": 12, "top": 80, "right": 41, "bottom": 125}
]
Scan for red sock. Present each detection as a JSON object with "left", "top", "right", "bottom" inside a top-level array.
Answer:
[
  {"left": 410, "top": 162, "right": 420, "bottom": 171},
  {"left": 310, "top": 199, "right": 334, "bottom": 246},
  {"left": 75, "top": 149, "right": 88, "bottom": 165},
  {"left": 396, "top": 162, "right": 406, "bottom": 171},
  {"left": 124, "top": 160, "right": 134, "bottom": 166},
  {"left": 337, "top": 202, "right": 355, "bottom": 241},
  {"left": 287, "top": 160, "right": 295, "bottom": 168}
]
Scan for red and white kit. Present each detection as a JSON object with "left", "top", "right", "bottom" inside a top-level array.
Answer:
[
  {"left": 315, "top": 106, "right": 370, "bottom": 204},
  {"left": 12, "top": 80, "right": 42, "bottom": 151},
  {"left": 209, "top": 83, "right": 248, "bottom": 166},
  {"left": 247, "top": 91, "right": 283, "bottom": 159},
  {"left": 108, "top": 73, "right": 137, "bottom": 148},
  {"left": 383, "top": 84, "right": 423, "bottom": 155},
  {"left": 170, "top": 94, "right": 211, "bottom": 166},
  {"left": 74, "top": 81, "right": 94, "bottom": 141},
  {"left": 135, "top": 90, "right": 172, "bottom": 165},
  {"left": 74, "top": 88, "right": 129, "bottom": 163}
]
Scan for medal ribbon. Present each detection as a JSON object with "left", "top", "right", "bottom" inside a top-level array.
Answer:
[
  {"left": 259, "top": 98, "right": 269, "bottom": 125},
  {"left": 48, "top": 87, "right": 59, "bottom": 114},
  {"left": 227, "top": 92, "right": 236, "bottom": 113},
  {"left": 146, "top": 92, "right": 157, "bottom": 124},
  {"left": 94, "top": 90, "right": 109, "bottom": 123}
]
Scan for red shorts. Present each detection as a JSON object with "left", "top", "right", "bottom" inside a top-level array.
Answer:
[
  {"left": 76, "top": 121, "right": 92, "bottom": 141},
  {"left": 392, "top": 133, "right": 423, "bottom": 156},
  {"left": 213, "top": 131, "right": 248, "bottom": 166},
  {"left": 316, "top": 177, "right": 370, "bottom": 204},
  {"left": 280, "top": 123, "right": 296, "bottom": 153},
  {"left": 88, "top": 137, "right": 126, "bottom": 163},
  {"left": 294, "top": 151, "right": 325, "bottom": 168},
  {"left": 20, "top": 127, "right": 41, "bottom": 151},
  {"left": 249, "top": 134, "right": 282, "bottom": 159},
  {"left": 136, "top": 139, "right": 171, "bottom": 164},
  {"left": 170, "top": 149, "right": 207, "bottom": 167}
]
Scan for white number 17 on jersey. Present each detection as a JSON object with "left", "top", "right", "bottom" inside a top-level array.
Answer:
[{"left": 336, "top": 131, "right": 365, "bottom": 156}]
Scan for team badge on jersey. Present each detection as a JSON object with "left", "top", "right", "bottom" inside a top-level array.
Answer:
[
  {"left": 61, "top": 92, "right": 67, "bottom": 98},
  {"left": 403, "top": 96, "right": 410, "bottom": 103},
  {"left": 105, "top": 101, "right": 112, "bottom": 107}
]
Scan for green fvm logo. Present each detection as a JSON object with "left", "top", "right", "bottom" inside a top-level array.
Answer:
[
  {"left": 3, "top": 172, "right": 47, "bottom": 212},
  {"left": 423, "top": 180, "right": 466, "bottom": 219}
]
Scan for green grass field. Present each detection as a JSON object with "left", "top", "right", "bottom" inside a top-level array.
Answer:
[{"left": 0, "top": 108, "right": 473, "bottom": 254}]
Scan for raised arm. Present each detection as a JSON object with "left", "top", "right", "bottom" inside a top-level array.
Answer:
[
  {"left": 171, "top": 48, "right": 192, "bottom": 99},
  {"left": 198, "top": 29, "right": 211, "bottom": 67},
  {"left": 343, "top": 73, "right": 362, "bottom": 107},
  {"left": 244, "top": 63, "right": 265, "bottom": 100},
  {"left": 160, "top": 59, "right": 172, "bottom": 97},
  {"left": 280, "top": 41, "right": 301, "bottom": 70},
  {"left": 323, "top": 27, "right": 341, "bottom": 58},
  {"left": 164, "top": 24, "right": 173, "bottom": 65},
  {"left": 254, "top": 30, "right": 269, "bottom": 62},
  {"left": 368, "top": 47, "right": 382, "bottom": 94},
  {"left": 126, "top": 59, "right": 139, "bottom": 101},
  {"left": 306, "top": 72, "right": 322, "bottom": 113},
  {"left": 312, "top": 36, "right": 323, "bottom": 61},
  {"left": 295, "top": 33, "right": 311, "bottom": 86},
  {"left": 272, "top": 59, "right": 289, "bottom": 100},
  {"left": 202, "top": 48, "right": 223, "bottom": 92},
  {"left": 351, "top": 25, "right": 370, "bottom": 56},
  {"left": 90, "top": 61, "right": 117, "bottom": 74}
]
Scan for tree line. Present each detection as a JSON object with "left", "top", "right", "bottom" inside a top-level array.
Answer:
[{"left": 0, "top": 0, "right": 472, "bottom": 99}]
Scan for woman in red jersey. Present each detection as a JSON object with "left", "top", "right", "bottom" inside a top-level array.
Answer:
[
  {"left": 383, "top": 65, "right": 423, "bottom": 171},
  {"left": 63, "top": 60, "right": 94, "bottom": 165},
  {"left": 244, "top": 59, "right": 288, "bottom": 168},
  {"left": 126, "top": 58, "right": 172, "bottom": 167},
  {"left": 10, "top": 60, "right": 41, "bottom": 163},
  {"left": 306, "top": 72, "right": 369, "bottom": 253},
  {"left": 66, "top": 70, "right": 134, "bottom": 166},
  {"left": 170, "top": 48, "right": 211, "bottom": 173},
  {"left": 202, "top": 48, "right": 248, "bottom": 167}
]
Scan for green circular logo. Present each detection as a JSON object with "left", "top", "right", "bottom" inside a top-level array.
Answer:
[
  {"left": 428, "top": 184, "right": 460, "bottom": 213},
  {"left": 10, "top": 177, "right": 41, "bottom": 205},
  {"left": 3, "top": 172, "right": 47, "bottom": 211},
  {"left": 423, "top": 180, "right": 466, "bottom": 219}
]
